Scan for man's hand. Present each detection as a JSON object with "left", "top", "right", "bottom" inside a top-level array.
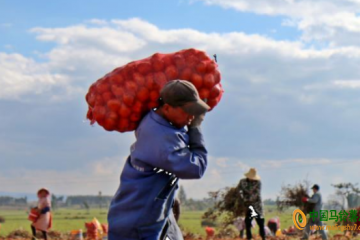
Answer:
[{"left": 188, "top": 113, "right": 205, "bottom": 128}]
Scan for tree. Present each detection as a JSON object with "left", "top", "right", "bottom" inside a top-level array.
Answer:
[
  {"left": 0, "top": 196, "right": 27, "bottom": 206},
  {"left": 65, "top": 195, "right": 113, "bottom": 207},
  {"left": 324, "top": 194, "right": 344, "bottom": 210},
  {"left": 51, "top": 194, "right": 58, "bottom": 210},
  {"left": 178, "top": 186, "right": 187, "bottom": 204},
  {"left": 263, "top": 198, "right": 276, "bottom": 206},
  {"left": 83, "top": 201, "right": 90, "bottom": 214},
  {"left": 98, "top": 191, "right": 103, "bottom": 209},
  {"left": 332, "top": 182, "right": 360, "bottom": 209},
  {"left": 51, "top": 194, "right": 64, "bottom": 211}
]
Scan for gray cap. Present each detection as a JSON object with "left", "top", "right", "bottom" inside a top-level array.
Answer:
[{"left": 160, "top": 80, "right": 210, "bottom": 115}]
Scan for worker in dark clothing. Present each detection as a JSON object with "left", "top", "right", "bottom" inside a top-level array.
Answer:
[{"left": 238, "top": 168, "right": 265, "bottom": 240}]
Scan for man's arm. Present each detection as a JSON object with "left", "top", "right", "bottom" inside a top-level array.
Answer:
[
  {"left": 238, "top": 179, "right": 252, "bottom": 193},
  {"left": 237, "top": 179, "right": 251, "bottom": 200},
  {"left": 161, "top": 126, "right": 207, "bottom": 179},
  {"left": 307, "top": 193, "right": 320, "bottom": 204}
]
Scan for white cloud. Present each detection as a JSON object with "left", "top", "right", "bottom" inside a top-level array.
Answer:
[
  {"left": 0, "top": 156, "right": 126, "bottom": 196},
  {"left": 31, "top": 25, "right": 145, "bottom": 53},
  {"left": 333, "top": 80, "right": 360, "bottom": 89},
  {"left": 86, "top": 19, "right": 108, "bottom": 26},
  {"left": 181, "top": 158, "right": 228, "bottom": 198},
  {"left": 0, "top": 53, "right": 68, "bottom": 100},
  {"left": 236, "top": 161, "right": 251, "bottom": 171},
  {"left": 299, "top": 12, "right": 360, "bottom": 47},
  {"left": 198, "top": 0, "right": 354, "bottom": 18},
  {"left": 1, "top": 23, "right": 12, "bottom": 28},
  {"left": 3, "top": 18, "right": 360, "bottom": 199},
  {"left": 198, "top": 0, "right": 360, "bottom": 47},
  {"left": 4, "top": 44, "right": 13, "bottom": 50},
  {"left": 2, "top": 17, "right": 360, "bottom": 103},
  {"left": 91, "top": 155, "right": 127, "bottom": 176},
  {"left": 215, "top": 157, "right": 228, "bottom": 168},
  {"left": 260, "top": 158, "right": 332, "bottom": 168}
]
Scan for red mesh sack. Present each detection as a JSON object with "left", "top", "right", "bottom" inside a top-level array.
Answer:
[
  {"left": 28, "top": 208, "right": 40, "bottom": 222},
  {"left": 101, "top": 224, "right": 108, "bottom": 234},
  {"left": 85, "top": 48, "right": 224, "bottom": 132},
  {"left": 85, "top": 222, "right": 98, "bottom": 239}
]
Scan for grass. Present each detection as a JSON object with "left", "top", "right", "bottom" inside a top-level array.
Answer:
[
  {"left": 179, "top": 211, "right": 205, "bottom": 235},
  {"left": 177, "top": 206, "right": 348, "bottom": 237},
  {"left": 0, "top": 206, "right": 351, "bottom": 237},
  {"left": 0, "top": 208, "right": 108, "bottom": 237}
]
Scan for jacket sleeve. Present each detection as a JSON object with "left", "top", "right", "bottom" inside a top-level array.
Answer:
[
  {"left": 160, "top": 126, "right": 208, "bottom": 179},
  {"left": 307, "top": 193, "right": 320, "bottom": 204},
  {"left": 41, "top": 206, "right": 50, "bottom": 214},
  {"left": 237, "top": 179, "right": 246, "bottom": 195}
]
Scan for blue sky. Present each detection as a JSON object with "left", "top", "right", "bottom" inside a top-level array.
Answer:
[
  {"left": 0, "top": 0, "right": 299, "bottom": 57},
  {"left": 1, "top": 0, "right": 360, "bottom": 202}
]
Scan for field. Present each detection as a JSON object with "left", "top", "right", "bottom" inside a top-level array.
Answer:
[
  {"left": 0, "top": 206, "right": 353, "bottom": 238},
  {"left": 0, "top": 208, "right": 108, "bottom": 237}
]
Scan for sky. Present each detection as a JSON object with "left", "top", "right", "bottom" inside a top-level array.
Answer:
[{"left": 1, "top": 0, "right": 360, "bottom": 202}]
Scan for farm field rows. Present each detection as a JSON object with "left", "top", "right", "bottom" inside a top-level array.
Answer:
[{"left": 0, "top": 206, "right": 352, "bottom": 238}]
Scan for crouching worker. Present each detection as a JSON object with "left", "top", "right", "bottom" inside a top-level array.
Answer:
[
  {"left": 108, "top": 80, "right": 210, "bottom": 240},
  {"left": 267, "top": 217, "right": 280, "bottom": 236}
]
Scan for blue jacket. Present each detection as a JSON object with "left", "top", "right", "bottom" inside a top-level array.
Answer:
[{"left": 108, "top": 110, "right": 208, "bottom": 240}]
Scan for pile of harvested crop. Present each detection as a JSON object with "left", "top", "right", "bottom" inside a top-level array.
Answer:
[
  {"left": 47, "top": 230, "right": 63, "bottom": 239},
  {"left": 276, "top": 180, "right": 314, "bottom": 214},
  {"left": 202, "top": 187, "right": 246, "bottom": 227},
  {"left": 6, "top": 229, "right": 32, "bottom": 239},
  {"left": 334, "top": 206, "right": 360, "bottom": 235}
]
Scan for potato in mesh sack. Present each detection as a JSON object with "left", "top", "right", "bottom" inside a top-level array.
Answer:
[{"left": 85, "top": 48, "right": 224, "bottom": 132}]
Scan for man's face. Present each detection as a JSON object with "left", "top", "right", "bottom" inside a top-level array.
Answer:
[
  {"left": 312, "top": 188, "right": 317, "bottom": 193},
  {"left": 162, "top": 104, "right": 195, "bottom": 128},
  {"left": 38, "top": 191, "right": 48, "bottom": 199}
]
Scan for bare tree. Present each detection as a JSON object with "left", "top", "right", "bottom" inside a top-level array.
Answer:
[
  {"left": 98, "top": 191, "right": 103, "bottom": 210},
  {"left": 178, "top": 186, "right": 187, "bottom": 204},
  {"left": 83, "top": 201, "right": 90, "bottom": 214},
  {"left": 325, "top": 194, "right": 344, "bottom": 210},
  {"left": 332, "top": 182, "right": 360, "bottom": 209}
]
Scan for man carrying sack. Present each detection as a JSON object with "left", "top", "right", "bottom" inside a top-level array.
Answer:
[
  {"left": 108, "top": 80, "right": 209, "bottom": 240},
  {"left": 238, "top": 168, "right": 266, "bottom": 240}
]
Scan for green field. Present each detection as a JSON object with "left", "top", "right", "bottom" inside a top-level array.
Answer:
[
  {"left": 0, "top": 208, "right": 108, "bottom": 237},
  {"left": 178, "top": 206, "right": 347, "bottom": 237},
  {"left": 0, "top": 206, "right": 347, "bottom": 237}
]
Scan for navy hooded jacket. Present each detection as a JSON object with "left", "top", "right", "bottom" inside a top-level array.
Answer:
[{"left": 108, "top": 110, "right": 208, "bottom": 240}]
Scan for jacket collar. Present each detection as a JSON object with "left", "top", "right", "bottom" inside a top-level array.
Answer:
[{"left": 150, "top": 110, "right": 186, "bottom": 132}]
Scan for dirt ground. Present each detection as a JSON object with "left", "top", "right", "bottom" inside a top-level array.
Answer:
[{"left": 0, "top": 230, "right": 356, "bottom": 240}]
